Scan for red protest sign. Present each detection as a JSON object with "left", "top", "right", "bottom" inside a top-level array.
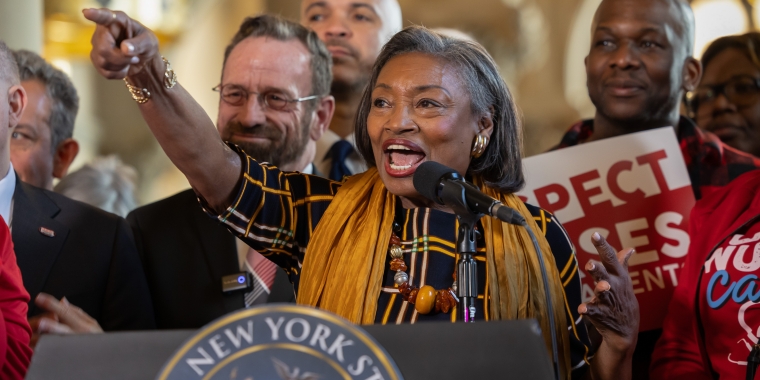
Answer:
[{"left": 518, "top": 127, "right": 695, "bottom": 331}]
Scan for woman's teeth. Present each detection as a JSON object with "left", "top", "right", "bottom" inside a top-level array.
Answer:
[
  {"left": 389, "top": 163, "right": 413, "bottom": 170},
  {"left": 385, "top": 143, "right": 425, "bottom": 172},
  {"left": 388, "top": 150, "right": 424, "bottom": 171}
]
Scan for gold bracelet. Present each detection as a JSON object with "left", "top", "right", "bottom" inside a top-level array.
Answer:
[
  {"left": 162, "top": 56, "right": 177, "bottom": 89},
  {"left": 123, "top": 77, "right": 151, "bottom": 104},
  {"left": 123, "top": 56, "right": 178, "bottom": 104}
]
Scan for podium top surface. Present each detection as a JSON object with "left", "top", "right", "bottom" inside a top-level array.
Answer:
[{"left": 26, "top": 319, "right": 554, "bottom": 380}]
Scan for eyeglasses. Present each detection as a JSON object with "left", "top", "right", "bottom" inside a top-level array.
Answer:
[
  {"left": 212, "top": 84, "right": 319, "bottom": 111},
  {"left": 688, "top": 75, "right": 760, "bottom": 117}
]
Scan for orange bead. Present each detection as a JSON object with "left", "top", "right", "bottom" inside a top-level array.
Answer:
[
  {"left": 390, "top": 258, "right": 407, "bottom": 272},
  {"left": 415, "top": 285, "right": 436, "bottom": 314}
]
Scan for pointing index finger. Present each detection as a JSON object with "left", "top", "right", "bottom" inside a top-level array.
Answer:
[{"left": 82, "top": 8, "right": 119, "bottom": 26}]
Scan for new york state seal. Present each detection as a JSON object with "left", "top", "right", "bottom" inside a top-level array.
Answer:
[{"left": 157, "top": 305, "right": 403, "bottom": 380}]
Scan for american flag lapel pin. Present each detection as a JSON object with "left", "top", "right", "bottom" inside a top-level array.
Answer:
[{"left": 39, "top": 227, "right": 55, "bottom": 237}]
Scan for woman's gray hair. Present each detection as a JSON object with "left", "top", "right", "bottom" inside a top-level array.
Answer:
[
  {"left": 354, "top": 26, "right": 525, "bottom": 192},
  {"left": 13, "top": 50, "right": 79, "bottom": 154},
  {"left": 54, "top": 156, "right": 138, "bottom": 218}
]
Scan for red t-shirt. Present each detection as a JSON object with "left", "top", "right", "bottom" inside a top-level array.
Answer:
[{"left": 700, "top": 222, "right": 760, "bottom": 378}]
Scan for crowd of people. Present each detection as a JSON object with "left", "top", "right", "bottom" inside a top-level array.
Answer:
[{"left": 0, "top": 0, "right": 757, "bottom": 378}]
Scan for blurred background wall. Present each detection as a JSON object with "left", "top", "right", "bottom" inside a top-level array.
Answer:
[{"left": 0, "top": 0, "right": 756, "bottom": 205}]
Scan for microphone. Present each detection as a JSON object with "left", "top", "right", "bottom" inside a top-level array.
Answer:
[
  {"left": 412, "top": 161, "right": 525, "bottom": 225},
  {"left": 413, "top": 160, "right": 561, "bottom": 380}
]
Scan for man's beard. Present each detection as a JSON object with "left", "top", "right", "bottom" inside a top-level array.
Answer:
[{"left": 222, "top": 114, "right": 312, "bottom": 169}]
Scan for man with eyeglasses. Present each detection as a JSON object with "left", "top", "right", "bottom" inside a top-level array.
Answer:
[
  {"left": 125, "top": 14, "right": 335, "bottom": 329},
  {"left": 690, "top": 32, "right": 760, "bottom": 158},
  {"left": 552, "top": 0, "right": 760, "bottom": 378}
]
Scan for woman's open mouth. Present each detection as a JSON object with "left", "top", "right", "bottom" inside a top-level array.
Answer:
[{"left": 383, "top": 140, "right": 426, "bottom": 178}]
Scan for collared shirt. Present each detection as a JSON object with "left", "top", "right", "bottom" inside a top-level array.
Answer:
[
  {"left": 552, "top": 117, "right": 760, "bottom": 200},
  {"left": 205, "top": 144, "right": 593, "bottom": 377},
  {"left": 300, "top": 163, "right": 314, "bottom": 176},
  {"left": 314, "top": 129, "right": 367, "bottom": 177},
  {"left": 0, "top": 165, "right": 16, "bottom": 227}
]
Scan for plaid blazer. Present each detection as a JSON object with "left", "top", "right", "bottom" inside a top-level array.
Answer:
[{"left": 203, "top": 145, "right": 594, "bottom": 377}]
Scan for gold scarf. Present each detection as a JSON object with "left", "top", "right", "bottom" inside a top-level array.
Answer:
[{"left": 297, "top": 168, "right": 571, "bottom": 379}]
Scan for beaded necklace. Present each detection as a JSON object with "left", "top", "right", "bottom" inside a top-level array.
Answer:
[{"left": 388, "top": 223, "right": 459, "bottom": 315}]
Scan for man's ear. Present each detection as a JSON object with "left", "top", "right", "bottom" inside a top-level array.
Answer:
[
  {"left": 682, "top": 57, "right": 702, "bottom": 92},
  {"left": 52, "top": 138, "right": 79, "bottom": 179},
  {"left": 310, "top": 95, "right": 335, "bottom": 142},
  {"left": 7, "top": 85, "right": 27, "bottom": 129}
]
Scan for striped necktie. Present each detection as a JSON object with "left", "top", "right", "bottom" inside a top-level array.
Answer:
[{"left": 243, "top": 248, "right": 277, "bottom": 307}]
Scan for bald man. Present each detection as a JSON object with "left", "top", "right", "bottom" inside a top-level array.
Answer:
[
  {"left": 554, "top": 0, "right": 760, "bottom": 200},
  {"left": 0, "top": 40, "right": 33, "bottom": 379},
  {"left": 301, "top": 0, "right": 402, "bottom": 180},
  {"left": 552, "top": 1, "right": 760, "bottom": 378}
]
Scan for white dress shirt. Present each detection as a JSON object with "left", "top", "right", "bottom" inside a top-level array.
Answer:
[
  {"left": 301, "top": 163, "right": 314, "bottom": 175},
  {"left": 0, "top": 164, "right": 16, "bottom": 227}
]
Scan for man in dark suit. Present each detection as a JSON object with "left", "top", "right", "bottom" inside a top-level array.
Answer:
[
  {"left": 128, "top": 190, "right": 296, "bottom": 328},
  {"left": 127, "top": 15, "right": 334, "bottom": 329},
  {"left": 13, "top": 179, "right": 154, "bottom": 331},
  {"left": 9, "top": 50, "right": 154, "bottom": 337}
]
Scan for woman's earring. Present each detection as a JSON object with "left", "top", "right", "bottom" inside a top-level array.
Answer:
[
  {"left": 471, "top": 134, "right": 488, "bottom": 158},
  {"left": 684, "top": 90, "right": 696, "bottom": 119}
]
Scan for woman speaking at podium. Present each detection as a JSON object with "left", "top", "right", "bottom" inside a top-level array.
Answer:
[{"left": 82, "top": 8, "right": 638, "bottom": 379}]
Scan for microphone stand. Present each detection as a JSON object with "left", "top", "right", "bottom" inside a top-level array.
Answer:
[
  {"left": 456, "top": 213, "right": 480, "bottom": 323},
  {"left": 438, "top": 175, "right": 483, "bottom": 323},
  {"left": 418, "top": 162, "right": 560, "bottom": 380},
  {"left": 436, "top": 174, "right": 560, "bottom": 379}
]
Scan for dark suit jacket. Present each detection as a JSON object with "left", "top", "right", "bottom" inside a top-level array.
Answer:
[
  {"left": 127, "top": 189, "right": 295, "bottom": 330},
  {"left": 12, "top": 179, "right": 155, "bottom": 330}
]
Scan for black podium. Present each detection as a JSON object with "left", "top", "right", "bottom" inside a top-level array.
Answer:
[{"left": 26, "top": 319, "right": 554, "bottom": 379}]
